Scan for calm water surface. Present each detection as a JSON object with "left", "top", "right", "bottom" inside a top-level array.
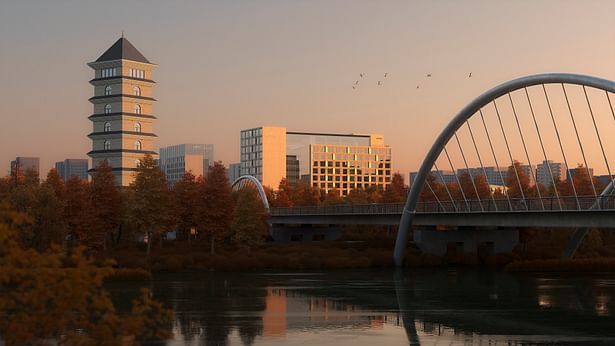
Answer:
[{"left": 108, "top": 269, "right": 615, "bottom": 345}]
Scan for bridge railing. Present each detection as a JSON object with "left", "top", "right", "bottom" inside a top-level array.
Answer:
[{"left": 269, "top": 195, "right": 615, "bottom": 216}]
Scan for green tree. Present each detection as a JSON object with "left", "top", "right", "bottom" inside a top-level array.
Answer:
[
  {"left": 89, "top": 160, "right": 121, "bottom": 252},
  {"left": 231, "top": 188, "right": 268, "bottom": 252},
  {"left": 128, "top": 155, "right": 173, "bottom": 255},
  {"left": 198, "top": 161, "right": 233, "bottom": 254}
]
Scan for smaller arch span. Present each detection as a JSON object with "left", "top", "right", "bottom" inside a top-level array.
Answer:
[{"left": 231, "top": 175, "right": 270, "bottom": 211}]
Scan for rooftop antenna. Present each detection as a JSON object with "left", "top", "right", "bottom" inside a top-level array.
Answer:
[{"left": 121, "top": 30, "right": 125, "bottom": 38}]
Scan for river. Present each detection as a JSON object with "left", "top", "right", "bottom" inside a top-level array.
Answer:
[{"left": 107, "top": 269, "right": 615, "bottom": 345}]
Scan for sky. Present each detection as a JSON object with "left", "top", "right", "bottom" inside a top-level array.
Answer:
[{"left": 1, "top": 0, "right": 615, "bottom": 179}]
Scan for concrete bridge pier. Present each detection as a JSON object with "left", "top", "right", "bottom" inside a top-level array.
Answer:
[
  {"left": 414, "top": 227, "right": 519, "bottom": 257},
  {"left": 271, "top": 224, "right": 343, "bottom": 242}
]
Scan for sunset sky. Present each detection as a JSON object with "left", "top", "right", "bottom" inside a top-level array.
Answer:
[{"left": 1, "top": 0, "right": 615, "bottom": 178}]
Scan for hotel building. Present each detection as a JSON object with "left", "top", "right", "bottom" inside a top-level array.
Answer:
[
  {"left": 160, "top": 144, "right": 214, "bottom": 186},
  {"left": 240, "top": 127, "right": 392, "bottom": 195},
  {"left": 87, "top": 37, "right": 158, "bottom": 186}
]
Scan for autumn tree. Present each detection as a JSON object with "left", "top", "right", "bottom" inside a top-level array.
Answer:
[
  {"left": 570, "top": 164, "right": 598, "bottom": 196},
  {"left": 271, "top": 178, "right": 292, "bottom": 207},
  {"left": 64, "top": 176, "right": 92, "bottom": 246},
  {"left": 230, "top": 188, "right": 268, "bottom": 252},
  {"left": 44, "top": 168, "right": 65, "bottom": 200},
  {"left": 322, "top": 189, "right": 344, "bottom": 205},
  {"left": 127, "top": 154, "right": 174, "bottom": 255},
  {"left": 381, "top": 173, "right": 408, "bottom": 203},
  {"left": 198, "top": 161, "right": 233, "bottom": 254},
  {"left": 505, "top": 161, "right": 531, "bottom": 198},
  {"left": 346, "top": 188, "right": 369, "bottom": 205},
  {"left": 0, "top": 208, "right": 173, "bottom": 345},
  {"left": 172, "top": 172, "right": 199, "bottom": 241},
  {"left": 89, "top": 160, "right": 121, "bottom": 252},
  {"left": 292, "top": 182, "right": 320, "bottom": 206}
]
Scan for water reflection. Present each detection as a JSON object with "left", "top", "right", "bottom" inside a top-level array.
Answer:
[{"left": 108, "top": 270, "right": 615, "bottom": 345}]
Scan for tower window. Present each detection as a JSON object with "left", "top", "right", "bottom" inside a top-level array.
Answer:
[
  {"left": 104, "top": 104, "right": 112, "bottom": 114},
  {"left": 134, "top": 122, "right": 141, "bottom": 133},
  {"left": 129, "top": 69, "right": 145, "bottom": 79},
  {"left": 133, "top": 86, "right": 141, "bottom": 96},
  {"left": 134, "top": 140, "right": 142, "bottom": 151},
  {"left": 134, "top": 104, "right": 141, "bottom": 114},
  {"left": 104, "top": 122, "right": 111, "bottom": 132},
  {"left": 104, "top": 85, "right": 112, "bottom": 96},
  {"left": 104, "top": 140, "right": 111, "bottom": 150},
  {"left": 101, "top": 68, "right": 117, "bottom": 78}
]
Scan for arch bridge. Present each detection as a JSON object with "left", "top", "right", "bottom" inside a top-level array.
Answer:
[{"left": 249, "top": 74, "right": 615, "bottom": 265}]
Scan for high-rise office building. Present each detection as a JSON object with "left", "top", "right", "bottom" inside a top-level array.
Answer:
[
  {"left": 10, "top": 157, "right": 40, "bottom": 176},
  {"left": 87, "top": 37, "right": 158, "bottom": 186},
  {"left": 55, "top": 159, "right": 89, "bottom": 181},
  {"left": 240, "top": 127, "right": 287, "bottom": 188},
  {"left": 240, "top": 127, "right": 392, "bottom": 195},
  {"left": 536, "top": 160, "right": 565, "bottom": 187},
  {"left": 227, "top": 163, "right": 241, "bottom": 183},
  {"left": 160, "top": 144, "right": 214, "bottom": 186}
]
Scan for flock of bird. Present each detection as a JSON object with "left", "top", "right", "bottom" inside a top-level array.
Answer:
[{"left": 351, "top": 71, "right": 473, "bottom": 90}]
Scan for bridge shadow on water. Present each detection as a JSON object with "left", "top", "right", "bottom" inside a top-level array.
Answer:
[{"left": 108, "top": 269, "right": 615, "bottom": 345}]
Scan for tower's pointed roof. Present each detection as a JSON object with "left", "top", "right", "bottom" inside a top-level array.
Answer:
[{"left": 96, "top": 37, "right": 150, "bottom": 63}]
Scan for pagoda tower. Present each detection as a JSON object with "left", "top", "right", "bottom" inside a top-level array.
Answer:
[{"left": 87, "top": 37, "right": 157, "bottom": 186}]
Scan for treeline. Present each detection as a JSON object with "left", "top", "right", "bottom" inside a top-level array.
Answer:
[
  {"left": 265, "top": 173, "right": 408, "bottom": 207},
  {"left": 0, "top": 155, "right": 269, "bottom": 255},
  {"left": 419, "top": 161, "right": 605, "bottom": 202}
]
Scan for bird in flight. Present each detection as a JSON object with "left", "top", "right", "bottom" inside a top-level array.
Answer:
[
  {"left": 377, "top": 81, "right": 382, "bottom": 86},
  {"left": 416, "top": 85, "right": 420, "bottom": 89},
  {"left": 354, "top": 80, "right": 359, "bottom": 85},
  {"left": 384, "top": 72, "right": 388, "bottom": 78},
  {"left": 359, "top": 73, "right": 365, "bottom": 78},
  {"left": 426, "top": 73, "right": 432, "bottom": 77},
  {"left": 352, "top": 86, "right": 356, "bottom": 90},
  {"left": 468, "top": 72, "right": 472, "bottom": 78}
]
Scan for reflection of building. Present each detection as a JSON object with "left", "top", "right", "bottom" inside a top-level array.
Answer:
[
  {"left": 536, "top": 160, "right": 564, "bottom": 187},
  {"left": 87, "top": 37, "right": 158, "bottom": 186},
  {"left": 227, "top": 162, "right": 241, "bottom": 183},
  {"left": 263, "top": 288, "right": 287, "bottom": 337},
  {"left": 240, "top": 127, "right": 392, "bottom": 195},
  {"left": 160, "top": 144, "right": 214, "bottom": 186},
  {"left": 10, "top": 157, "right": 40, "bottom": 176},
  {"left": 55, "top": 159, "right": 89, "bottom": 181}
]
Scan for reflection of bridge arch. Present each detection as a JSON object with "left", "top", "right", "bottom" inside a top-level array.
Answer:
[
  {"left": 394, "top": 73, "right": 615, "bottom": 266},
  {"left": 231, "top": 175, "right": 270, "bottom": 211}
]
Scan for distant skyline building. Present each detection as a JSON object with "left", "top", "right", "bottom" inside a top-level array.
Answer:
[
  {"left": 55, "top": 159, "right": 89, "bottom": 181},
  {"left": 240, "top": 127, "right": 392, "bottom": 195},
  {"left": 410, "top": 163, "right": 536, "bottom": 188},
  {"left": 536, "top": 160, "right": 565, "bottom": 187},
  {"left": 87, "top": 37, "right": 158, "bottom": 186},
  {"left": 10, "top": 157, "right": 40, "bottom": 176},
  {"left": 227, "top": 163, "right": 241, "bottom": 183},
  {"left": 160, "top": 143, "right": 214, "bottom": 186}
]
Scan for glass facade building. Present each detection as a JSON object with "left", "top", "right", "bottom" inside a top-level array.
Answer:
[{"left": 160, "top": 143, "right": 214, "bottom": 186}]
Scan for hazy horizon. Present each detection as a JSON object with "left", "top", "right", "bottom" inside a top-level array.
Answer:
[{"left": 2, "top": 0, "right": 615, "bottom": 179}]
